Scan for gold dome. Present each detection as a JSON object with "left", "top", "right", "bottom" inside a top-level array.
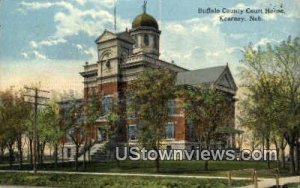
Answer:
[{"left": 132, "top": 13, "right": 159, "bottom": 30}]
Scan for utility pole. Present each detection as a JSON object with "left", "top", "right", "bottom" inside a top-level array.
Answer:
[{"left": 24, "top": 87, "right": 49, "bottom": 174}]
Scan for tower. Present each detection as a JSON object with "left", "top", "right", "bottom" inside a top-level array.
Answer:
[{"left": 130, "top": 1, "right": 161, "bottom": 59}]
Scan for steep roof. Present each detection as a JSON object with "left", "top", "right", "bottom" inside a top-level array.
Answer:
[
  {"left": 116, "top": 31, "right": 135, "bottom": 43},
  {"left": 176, "top": 66, "right": 227, "bottom": 86}
]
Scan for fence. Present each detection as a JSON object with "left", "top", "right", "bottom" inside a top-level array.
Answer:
[{"left": 227, "top": 168, "right": 280, "bottom": 188}]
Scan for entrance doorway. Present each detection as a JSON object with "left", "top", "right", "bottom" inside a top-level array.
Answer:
[{"left": 97, "top": 128, "right": 107, "bottom": 142}]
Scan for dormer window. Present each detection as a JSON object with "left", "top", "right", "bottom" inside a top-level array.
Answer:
[{"left": 144, "top": 34, "right": 149, "bottom": 46}]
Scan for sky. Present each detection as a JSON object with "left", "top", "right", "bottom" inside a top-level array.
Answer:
[{"left": 0, "top": 0, "right": 299, "bottom": 95}]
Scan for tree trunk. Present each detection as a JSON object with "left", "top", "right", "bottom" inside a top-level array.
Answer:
[
  {"left": 83, "top": 146, "right": 86, "bottom": 171},
  {"left": 273, "top": 137, "right": 280, "bottom": 169},
  {"left": 37, "top": 137, "right": 40, "bottom": 166},
  {"left": 262, "top": 136, "right": 265, "bottom": 158},
  {"left": 88, "top": 140, "right": 92, "bottom": 164},
  {"left": 8, "top": 142, "right": 14, "bottom": 169},
  {"left": 40, "top": 142, "right": 46, "bottom": 165},
  {"left": 155, "top": 141, "right": 160, "bottom": 172},
  {"left": 61, "top": 144, "right": 65, "bottom": 167},
  {"left": 155, "top": 150, "right": 160, "bottom": 172},
  {"left": 0, "top": 147, "right": 4, "bottom": 162},
  {"left": 266, "top": 137, "right": 270, "bottom": 169},
  {"left": 75, "top": 144, "right": 79, "bottom": 171},
  {"left": 204, "top": 135, "right": 210, "bottom": 171},
  {"left": 280, "top": 147, "right": 286, "bottom": 168},
  {"left": 294, "top": 143, "right": 299, "bottom": 173},
  {"left": 17, "top": 136, "right": 23, "bottom": 169},
  {"left": 29, "top": 138, "right": 33, "bottom": 168},
  {"left": 289, "top": 144, "right": 295, "bottom": 174},
  {"left": 54, "top": 144, "right": 58, "bottom": 169},
  {"left": 279, "top": 136, "right": 287, "bottom": 169}
]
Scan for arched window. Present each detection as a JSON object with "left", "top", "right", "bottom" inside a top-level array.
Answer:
[
  {"left": 133, "top": 35, "right": 138, "bottom": 48},
  {"left": 154, "top": 35, "right": 158, "bottom": 49},
  {"left": 144, "top": 34, "right": 149, "bottom": 46}
]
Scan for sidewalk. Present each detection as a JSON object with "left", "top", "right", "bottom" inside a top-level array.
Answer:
[
  {"left": 0, "top": 169, "right": 248, "bottom": 180},
  {"left": 240, "top": 176, "right": 300, "bottom": 188},
  {"left": 0, "top": 170, "right": 299, "bottom": 187}
]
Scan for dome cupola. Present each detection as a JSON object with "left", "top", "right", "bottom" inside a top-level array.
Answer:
[
  {"left": 132, "top": 13, "right": 158, "bottom": 30},
  {"left": 130, "top": 1, "right": 161, "bottom": 59}
]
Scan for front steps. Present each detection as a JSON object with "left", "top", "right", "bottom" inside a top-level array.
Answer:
[{"left": 78, "top": 142, "right": 108, "bottom": 161}]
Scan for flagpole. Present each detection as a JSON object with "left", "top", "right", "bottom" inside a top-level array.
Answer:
[{"left": 114, "top": 0, "right": 117, "bottom": 31}]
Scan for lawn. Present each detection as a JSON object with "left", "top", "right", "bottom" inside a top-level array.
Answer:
[
  {"left": 285, "top": 182, "right": 300, "bottom": 188},
  {"left": 0, "top": 160, "right": 288, "bottom": 178},
  {"left": 76, "top": 160, "right": 282, "bottom": 178},
  {"left": 0, "top": 172, "right": 251, "bottom": 188}
]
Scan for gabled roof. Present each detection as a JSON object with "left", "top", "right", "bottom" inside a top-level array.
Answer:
[
  {"left": 95, "top": 29, "right": 134, "bottom": 44},
  {"left": 116, "top": 31, "right": 135, "bottom": 44},
  {"left": 177, "top": 66, "right": 226, "bottom": 85},
  {"left": 95, "top": 30, "right": 116, "bottom": 43},
  {"left": 176, "top": 65, "right": 237, "bottom": 92}
]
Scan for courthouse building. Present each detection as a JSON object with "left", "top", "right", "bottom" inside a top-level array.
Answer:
[{"left": 61, "top": 7, "right": 239, "bottom": 160}]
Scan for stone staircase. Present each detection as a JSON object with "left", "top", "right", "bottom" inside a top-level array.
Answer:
[
  {"left": 59, "top": 141, "right": 121, "bottom": 162},
  {"left": 78, "top": 141, "right": 108, "bottom": 161},
  {"left": 58, "top": 144, "right": 85, "bottom": 161}
]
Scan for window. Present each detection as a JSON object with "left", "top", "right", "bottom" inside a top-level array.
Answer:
[
  {"left": 167, "top": 99, "right": 176, "bottom": 115},
  {"left": 154, "top": 35, "right": 158, "bottom": 49},
  {"left": 165, "top": 122, "right": 175, "bottom": 139},
  {"left": 144, "top": 34, "right": 149, "bottom": 46},
  {"left": 128, "top": 125, "right": 137, "bottom": 141},
  {"left": 134, "top": 35, "right": 138, "bottom": 48},
  {"left": 67, "top": 148, "right": 71, "bottom": 158},
  {"left": 126, "top": 94, "right": 137, "bottom": 118},
  {"left": 102, "top": 96, "right": 112, "bottom": 115},
  {"left": 66, "top": 128, "right": 73, "bottom": 143},
  {"left": 187, "top": 120, "right": 195, "bottom": 140},
  {"left": 126, "top": 98, "right": 136, "bottom": 118}
]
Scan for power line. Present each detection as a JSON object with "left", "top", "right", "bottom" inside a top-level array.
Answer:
[{"left": 24, "top": 87, "right": 50, "bottom": 174}]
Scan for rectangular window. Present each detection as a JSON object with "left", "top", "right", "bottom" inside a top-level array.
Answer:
[
  {"left": 187, "top": 120, "right": 195, "bottom": 140},
  {"left": 66, "top": 128, "right": 73, "bottom": 143},
  {"left": 167, "top": 99, "right": 176, "bottom": 115},
  {"left": 128, "top": 124, "right": 137, "bottom": 141},
  {"left": 102, "top": 96, "right": 112, "bottom": 115},
  {"left": 67, "top": 148, "right": 71, "bottom": 158},
  {"left": 126, "top": 94, "right": 137, "bottom": 118},
  {"left": 133, "top": 35, "right": 138, "bottom": 48},
  {"left": 144, "top": 34, "right": 149, "bottom": 46},
  {"left": 154, "top": 35, "right": 158, "bottom": 49},
  {"left": 165, "top": 122, "right": 175, "bottom": 139}
]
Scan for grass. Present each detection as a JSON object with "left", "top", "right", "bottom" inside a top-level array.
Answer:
[
  {"left": 284, "top": 182, "right": 300, "bottom": 188},
  {"left": 0, "top": 160, "right": 290, "bottom": 178},
  {"left": 0, "top": 172, "right": 251, "bottom": 188},
  {"left": 80, "top": 160, "right": 281, "bottom": 177},
  {"left": 87, "top": 160, "right": 282, "bottom": 177},
  {"left": 1, "top": 161, "right": 296, "bottom": 187}
]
